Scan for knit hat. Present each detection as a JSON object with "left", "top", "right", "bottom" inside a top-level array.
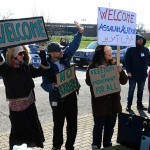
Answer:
[{"left": 12, "top": 46, "right": 25, "bottom": 58}]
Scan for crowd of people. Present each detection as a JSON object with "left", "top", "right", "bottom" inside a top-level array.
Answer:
[{"left": 0, "top": 20, "right": 150, "bottom": 150}]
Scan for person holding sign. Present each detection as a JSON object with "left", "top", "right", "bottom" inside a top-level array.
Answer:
[
  {"left": 85, "top": 45, "right": 127, "bottom": 150},
  {"left": 0, "top": 45, "right": 50, "bottom": 150},
  {"left": 125, "top": 34, "right": 150, "bottom": 111},
  {"left": 41, "top": 21, "right": 84, "bottom": 150}
]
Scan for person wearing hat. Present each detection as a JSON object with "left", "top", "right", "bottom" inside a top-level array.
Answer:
[
  {"left": 125, "top": 34, "right": 150, "bottom": 111},
  {"left": 41, "top": 21, "right": 84, "bottom": 150},
  {"left": 85, "top": 45, "right": 127, "bottom": 150},
  {"left": 0, "top": 45, "right": 50, "bottom": 150}
]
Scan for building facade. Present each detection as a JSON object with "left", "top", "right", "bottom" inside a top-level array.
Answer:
[{"left": 45, "top": 23, "right": 97, "bottom": 37}]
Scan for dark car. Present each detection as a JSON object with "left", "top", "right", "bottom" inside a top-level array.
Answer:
[
  {"left": 73, "top": 41, "right": 97, "bottom": 67},
  {"left": 28, "top": 44, "right": 41, "bottom": 67},
  {"left": 73, "top": 41, "right": 128, "bottom": 67}
]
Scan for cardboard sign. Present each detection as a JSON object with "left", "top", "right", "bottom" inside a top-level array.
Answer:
[
  {"left": 97, "top": 7, "right": 136, "bottom": 47},
  {"left": 0, "top": 16, "right": 49, "bottom": 49},
  {"left": 89, "top": 65, "right": 121, "bottom": 98},
  {"left": 56, "top": 65, "right": 80, "bottom": 98}
]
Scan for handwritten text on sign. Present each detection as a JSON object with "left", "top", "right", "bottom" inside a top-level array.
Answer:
[
  {"left": 89, "top": 65, "right": 121, "bottom": 98},
  {"left": 56, "top": 65, "right": 80, "bottom": 98},
  {"left": 97, "top": 7, "right": 136, "bottom": 47},
  {"left": 0, "top": 16, "right": 49, "bottom": 48}
]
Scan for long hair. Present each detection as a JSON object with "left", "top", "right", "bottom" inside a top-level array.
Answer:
[
  {"left": 91, "top": 45, "right": 116, "bottom": 66},
  {"left": 92, "top": 45, "right": 105, "bottom": 65},
  {"left": 6, "top": 45, "right": 31, "bottom": 66}
]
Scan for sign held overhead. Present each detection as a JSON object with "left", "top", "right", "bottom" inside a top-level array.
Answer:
[
  {"left": 0, "top": 16, "right": 49, "bottom": 48},
  {"left": 97, "top": 7, "right": 136, "bottom": 47}
]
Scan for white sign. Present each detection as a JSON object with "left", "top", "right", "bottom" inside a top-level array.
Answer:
[{"left": 97, "top": 7, "right": 136, "bottom": 47}]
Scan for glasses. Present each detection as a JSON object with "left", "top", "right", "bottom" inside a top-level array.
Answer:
[{"left": 18, "top": 52, "right": 25, "bottom": 56}]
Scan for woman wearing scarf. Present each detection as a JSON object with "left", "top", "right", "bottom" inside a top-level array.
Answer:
[{"left": 0, "top": 45, "right": 50, "bottom": 150}]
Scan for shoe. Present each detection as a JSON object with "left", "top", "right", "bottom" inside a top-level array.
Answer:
[
  {"left": 51, "top": 147, "right": 60, "bottom": 150},
  {"left": 92, "top": 145, "right": 99, "bottom": 150},
  {"left": 137, "top": 104, "right": 147, "bottom": 110},
  {"left": 126, "top": 106, "right": 131, "bottom": 111}
]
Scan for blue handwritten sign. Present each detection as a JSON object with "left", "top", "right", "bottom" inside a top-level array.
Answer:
[
  {"left": 0, "top": 16, "right": 49, "bottom": 48},
  {"left": 97, "top": 7, "right": 136, "bottom": 46}
]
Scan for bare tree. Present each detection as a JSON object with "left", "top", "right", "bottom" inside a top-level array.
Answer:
[
  {"left": 0, "top": 9, "right": 13, "bottom": 20},
  {"left": 136, "top": 23, "right": 146, "bottom": 34}
]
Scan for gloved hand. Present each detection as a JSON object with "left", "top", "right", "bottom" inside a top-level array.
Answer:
[
  {"left": 38, "top": 43, "right": 48, "bottom": 66},
  {"left": 0, "top": 51, "right": 3, "bottom": 62}
]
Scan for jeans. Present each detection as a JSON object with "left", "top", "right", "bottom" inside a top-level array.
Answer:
[
  {"left": 92, "top": 114, "right": 117, "bottom": 149},
  {"left": 52, "top": 92, "right": 77, "bottom": 150},
  {"left": 127, "top": 78, "right": 146, "bottom": 107}
]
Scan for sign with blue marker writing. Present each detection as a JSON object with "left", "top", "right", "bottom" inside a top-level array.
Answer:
[
  {"left": 56, "top": 65, "right": 80, "bottom": 98},
  {"left": 97, "top": 7, "right": 136, "bottom": 47},
  {"left": 0, "top": 16, "right": 49, "bottom": 49},
  {"left": 89, "top": 65, "right": 121, "bottom": 98}
]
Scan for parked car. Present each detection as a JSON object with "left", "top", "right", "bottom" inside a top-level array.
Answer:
[
  {"left": 73, "top": 41, "right": 97, "bottom": 67},
  {"left": 28, "top": 44, "right": 41, "bottom": 67},
  {"left": 73, "top": 41, "right": 128, "bottom": 67}
]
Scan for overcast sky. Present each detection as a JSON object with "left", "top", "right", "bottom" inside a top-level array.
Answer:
[{"left": 0, "top": 0, "right": 149, "bottom": 30}]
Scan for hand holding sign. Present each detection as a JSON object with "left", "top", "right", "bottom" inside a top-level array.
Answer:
[
  {"left": 38, "top": 42, "right": 47, "bottom": 51},
  {"left": 52, "top": 83, "right": 59, "bottom": 88},
  {"left": 99, "top": 65, "right": 105, "bottom": 69},
  {"left": 117, "top": 65, "right": 123, "bottom": 73}
]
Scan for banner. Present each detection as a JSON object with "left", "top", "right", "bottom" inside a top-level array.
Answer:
[
  {"left": 89, "top": 65, "right": 121, "bottom": 97},
  {"left": 0, "top": 16, "right": 49, "bottom": 49},
  {"left": 97, "top": 7, "right": 136, "bottom": 47},
  {"left": 56, "top": 65, "right": 80, "bottom": 98}
]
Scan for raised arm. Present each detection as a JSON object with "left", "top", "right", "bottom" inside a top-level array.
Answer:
[{"left": 63, "top": 21, "right": 84, "bottom": 60}]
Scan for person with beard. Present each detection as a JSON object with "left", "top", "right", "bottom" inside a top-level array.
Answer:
[
  {"left": 41, "top": 21, "right": 84, "bottom": 150},
  {"left": 125, "top": 34, "right": 150, "bottom": 111},
  {"left": 0, "top": 45, "right": 50, "bottom": 150}
]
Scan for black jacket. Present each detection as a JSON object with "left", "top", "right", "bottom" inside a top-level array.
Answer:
[
  {"left": 124, "top": 46, "right": 150, "bottom": 81},
  {"left": 0, "top": 51, "right": 49, "bottom": 100}
]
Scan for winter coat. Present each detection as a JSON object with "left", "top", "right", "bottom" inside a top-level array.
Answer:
[
  {"left": 0, "top": 48, "right": 49, "bottom": 101},
  {"left": 85, "top": 63, "right": 128, "bottom": 117},
  {"left": 124, "top": 34, "right": 150, "bottom": 81},
  {"left": 41, "top": 32, "right": 82, "bottom": 104}
]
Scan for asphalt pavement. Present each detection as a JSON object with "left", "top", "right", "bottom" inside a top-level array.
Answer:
[
  {"left": 0, "top": 67, "right": 150, "bottom": 149},
  {"left": 0, "top": 105, "right": 149, "bottom": 150}
]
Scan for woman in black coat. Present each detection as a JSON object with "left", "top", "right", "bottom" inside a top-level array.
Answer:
[
  {"left": 0, "top": 45, "right": 50, "bottom": 150},
  {"left": 86, "top": 45, "right": 127, "bottom": 150}
]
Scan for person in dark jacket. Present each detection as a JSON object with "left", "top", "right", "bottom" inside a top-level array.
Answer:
[
  {"left": 85, "top": 45, "right": 128, "bottom": 150},
  {"left": 125, "top": 34, "right": 150, "bottom": 111},
  {"left": 41, "top": 21, "right": 84, "bottom": 150},
  {"left": 0, "top": 45, "right": 50, "bottom": 150}
]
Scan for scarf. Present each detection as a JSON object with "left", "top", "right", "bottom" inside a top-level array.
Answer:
[{"left": 11, "top": 58, "right": 24, "bottom": 68}]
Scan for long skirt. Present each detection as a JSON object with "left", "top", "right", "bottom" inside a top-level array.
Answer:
[{"left": 9, "top": 102, "right": 45, "bottom": 150}]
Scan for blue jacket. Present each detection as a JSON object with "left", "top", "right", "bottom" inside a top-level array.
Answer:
[
  {"left": 41, "top": 32, "right": 82, "bottom": 96},
  {"left": 124, "top": 35, "right": 150, "bottom": 81}
]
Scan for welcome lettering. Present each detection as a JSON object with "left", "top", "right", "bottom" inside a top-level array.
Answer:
[
  {"left": 0, "top": 17, "right": 49, "bottom": 48},
  {"left": 99, "top": 8, "right": 135, "bottom": 23}
]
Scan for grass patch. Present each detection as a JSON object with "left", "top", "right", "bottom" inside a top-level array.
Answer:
[{"left": 49, "top": 35, "right": 150, "bottom": 49}]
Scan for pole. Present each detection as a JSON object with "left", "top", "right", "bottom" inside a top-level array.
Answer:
[{"left": 117, "top": 46, "right": 120, "bottom": 65}]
